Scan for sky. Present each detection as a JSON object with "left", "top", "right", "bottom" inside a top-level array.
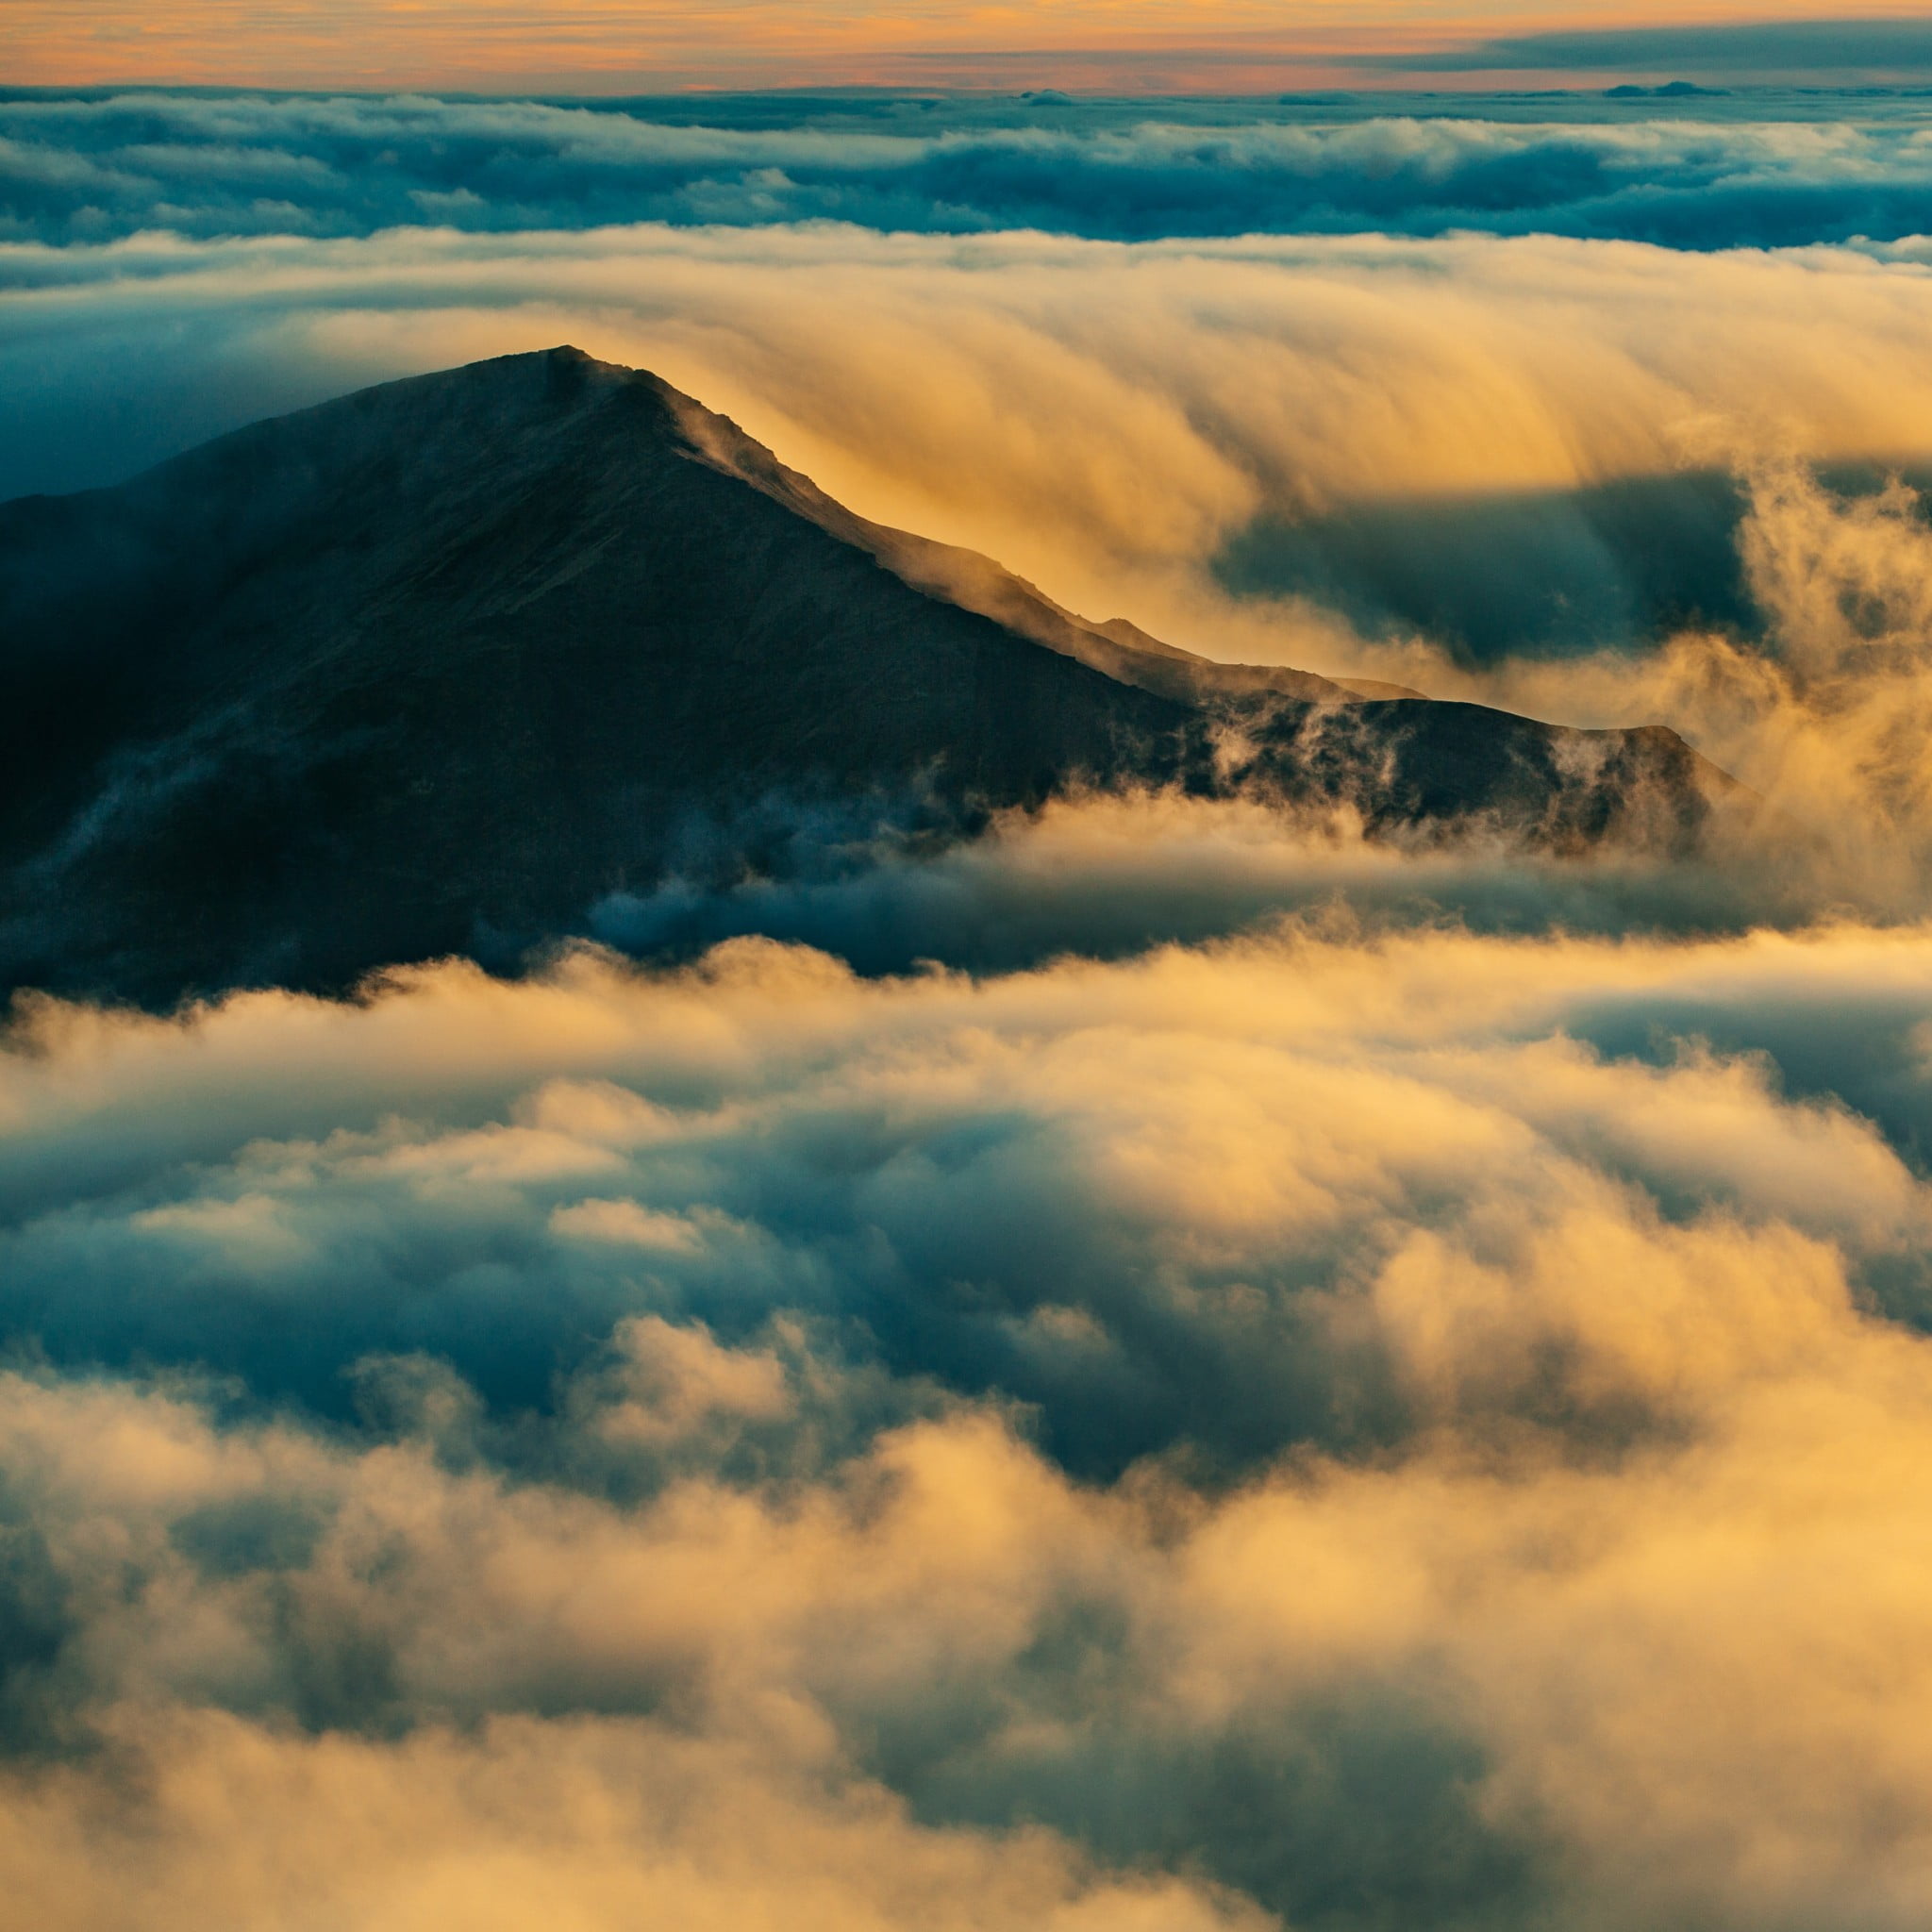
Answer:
[
  {"left": 5, "top": 0, "right": 1932, "bottom": 92},
  {"left": 7, "top": 12, "right": 1932, "bottom": 1932}
]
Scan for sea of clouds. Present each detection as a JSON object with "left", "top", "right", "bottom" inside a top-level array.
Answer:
[
  {"left": 7, "top": 90, "right": 1932, "bottom": 251},
  {"left": 5, "top": 908, "right": 1932, "bottom": 1928},
  {"left": 5, "top": 85, "right": 1932, "bottom": 1931}
]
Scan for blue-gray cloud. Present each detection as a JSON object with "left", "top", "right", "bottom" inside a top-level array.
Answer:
[
  {"left": 2, "top": 877, "right": 1926, "bottom": 1454},
  {"left": 5, "top": 89, "right": 1932, "bottom": 254},
  {"left": 1374, "top": 18, "right": 1932, "bottom": 76}
]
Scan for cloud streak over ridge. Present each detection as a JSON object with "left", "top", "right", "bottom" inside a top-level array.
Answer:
[{"left": 11, "top": 208, "right": 1932, "bottom": 894}]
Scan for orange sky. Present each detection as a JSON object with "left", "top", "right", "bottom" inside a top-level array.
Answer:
[{"left": 4, "top": 0, "right": 1925, "bottom": 93}]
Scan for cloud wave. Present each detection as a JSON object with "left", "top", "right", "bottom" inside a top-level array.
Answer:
[{"left": 9, "top": 213, "right": 1932, "bottom": 897}]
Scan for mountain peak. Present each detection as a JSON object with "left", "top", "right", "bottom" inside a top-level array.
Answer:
[{"left": 0, "top": 352, "right": 1726, "bottom": 1007}]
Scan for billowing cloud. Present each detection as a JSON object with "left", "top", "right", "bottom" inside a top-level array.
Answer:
[
  {"left": 0, "top": 900, "right": 1930, "bottom": 1926},
  {"left": 9, "top": 210, "right": 1932, "bottom": 895},
  {"left": 4, "top": 909, "right": 1929, "bottom": 1432}
]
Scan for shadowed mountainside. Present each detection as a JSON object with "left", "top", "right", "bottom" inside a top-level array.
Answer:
[{"left": 0, "top": 347, "right": 1725, "bottom": 1006}]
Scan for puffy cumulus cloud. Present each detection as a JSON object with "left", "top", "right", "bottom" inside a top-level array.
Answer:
[
  {"left": 0, "top": 910, "right": 1928, "bottom": 1924},
  {"left": 8, "top": 91, "right": 1932, "bottom": 253},
  {"left": 0, "top": 1712, "right": 1255, "bottom": 1932},
  {"left": 2, "top": 912, "right": 1929, "bottom": 1458},
  {"left": 1406, "top": 452, "right": 1932, "bottom": 906}
]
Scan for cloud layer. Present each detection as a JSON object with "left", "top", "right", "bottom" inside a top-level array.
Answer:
[
  {"left": 1, "top": 904, "right": 1930, "bottom": 1927},
  {"left": 7, "top": 90, "right": 1932, "bottom": 255},
  {"left": 1386, "top": 16, "right": 1932, "bottom": 77}
]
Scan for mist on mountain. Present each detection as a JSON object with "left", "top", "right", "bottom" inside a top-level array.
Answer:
[{"left": 0, "top": 345, "right": 1725, "bottom": 1008}]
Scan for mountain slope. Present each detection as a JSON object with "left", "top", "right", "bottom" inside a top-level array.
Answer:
[{"left": 0, "top": 347, "right": 1722, "bottom": 1006}]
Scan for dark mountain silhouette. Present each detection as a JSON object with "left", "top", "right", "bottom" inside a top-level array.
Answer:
[{"left": 0, "top": 347, "right": 1725, "bottom": 1007}]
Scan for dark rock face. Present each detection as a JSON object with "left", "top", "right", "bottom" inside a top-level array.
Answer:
[{"left": 0, "top": 347, "right": 1722, "bottom": 1007}]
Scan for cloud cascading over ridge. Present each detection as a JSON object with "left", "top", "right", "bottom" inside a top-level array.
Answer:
[
  {"left": 10, "top": 201, "right": 1932, "bottom": 896},
  {"left": 11, "top": 216, "right": 1932, "bottom": 544}
]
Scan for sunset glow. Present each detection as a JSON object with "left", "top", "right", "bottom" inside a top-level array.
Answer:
[{"left": 7, "top": 0, "right": 1932, "bottom": 91}]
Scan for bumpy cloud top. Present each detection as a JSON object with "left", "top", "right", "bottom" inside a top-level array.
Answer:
[
  {"left": 2, "top": 889, "right": 1931, "bottom": 1927},
  {"left": 6, "top": 91, "right": 1932, "bottom": 250}
]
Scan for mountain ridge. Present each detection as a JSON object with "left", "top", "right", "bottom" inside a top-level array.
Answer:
[{"left": 0, "top": 346, "right": 1725, "bottom": 1007}]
